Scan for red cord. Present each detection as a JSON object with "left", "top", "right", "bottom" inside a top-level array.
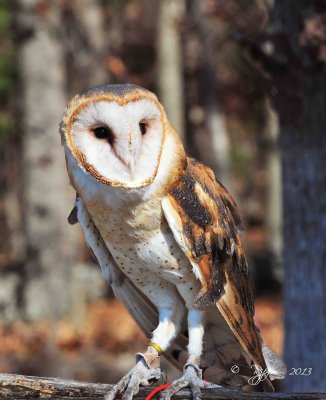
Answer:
[
  {"left": 144, "top": 378, "right": 208, "bottom": 399},
  {"left": 119, "top": 377, "right": 207, "bottom": 400},
  {"left": 145, "top": 383, "right": 172, "bottom": 400}
]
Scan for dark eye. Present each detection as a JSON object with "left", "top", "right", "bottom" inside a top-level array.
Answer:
[
  {"left": 93, "top": 126, "right": 114, "bottom": 144},
  {"left": 139, "top": 122, "right": 147, "bottom": 135}
]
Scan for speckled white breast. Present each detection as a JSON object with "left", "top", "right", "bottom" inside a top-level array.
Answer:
[
  {"left": 90, "top": 201, "right": 187, "bottom": 279},
  {"left": 87, "top": 197, "right": 200, "bottom": 308}
]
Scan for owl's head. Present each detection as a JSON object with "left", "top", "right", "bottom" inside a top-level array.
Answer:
[{"left": 61, "top": 84, "right": 168, "bottom": 189}]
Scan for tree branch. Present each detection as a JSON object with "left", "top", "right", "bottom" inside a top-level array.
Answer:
[{"left": 0, "top": 373, "right": 325, "bottom": 399}]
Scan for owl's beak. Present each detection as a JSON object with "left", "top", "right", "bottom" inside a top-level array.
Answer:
[{"left": 123, "top": 132, "right": 139, "bottom": 172}]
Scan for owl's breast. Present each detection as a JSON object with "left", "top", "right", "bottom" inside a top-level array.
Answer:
[{"left": 87, "top": 199, "right": 193, "bottom": 286}]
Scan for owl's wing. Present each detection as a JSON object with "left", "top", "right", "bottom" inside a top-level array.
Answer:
[
  {"left": 162, "top": 157, "right": 268, "bottom": 374},
  {"left": 71, "top": 196, "right": 187, "bottom": 369},
  {"left": 73, "top": 196, "right": 159, "bottom": 335}
]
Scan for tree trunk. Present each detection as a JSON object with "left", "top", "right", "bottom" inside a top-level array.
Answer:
[
  {"left": 17, "top": 0, "right": 80, "bottom": 320},
  {"left": 268, "top": 0, "right": 326, "bottom": 391},
  {"left": 281, "top": 105, "right": 326, "bottom": 391},
  {"left": 265, "top": 98, "right": 283, "bottom": 281},
  {"left": 157, "top": 0, "right": 185, "bottom": 139}
]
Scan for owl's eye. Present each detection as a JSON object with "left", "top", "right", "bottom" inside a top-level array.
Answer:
[
  {"left": 93, "top": 126, "right": 114, "bottom": 144},
  {"left": 139, "top": 122, "right": 147, "bottom": 135}
]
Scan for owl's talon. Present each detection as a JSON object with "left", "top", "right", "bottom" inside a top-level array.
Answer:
[
  {"left": 160, "top": 363, "right": 220, "bottom": 400},
  {"left": 104, "top": 350, "right": 163, "bottom": 400}
]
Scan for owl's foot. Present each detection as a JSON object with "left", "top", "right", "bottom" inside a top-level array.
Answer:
[
  {"left": 160, "top": 360, "right": 220, "bottom": 400},
  {"left": 104, "top": 347, "right": 164, "bottom": 400}
]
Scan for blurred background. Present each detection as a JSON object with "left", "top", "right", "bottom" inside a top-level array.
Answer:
[{"left": 0, "top": 0, "right": 325, "bottom": 392}]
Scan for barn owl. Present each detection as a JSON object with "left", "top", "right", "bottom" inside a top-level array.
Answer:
[{"left": 60, "top": 84, "right": 285, "bottom": 399}]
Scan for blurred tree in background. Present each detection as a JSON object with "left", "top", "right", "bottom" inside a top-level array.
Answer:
[
  {"left": 266, "top": 0, "right": 326, "bottom": 391},
  {"left": 0, "top": 0, "right": 324, "bottom": 392}
]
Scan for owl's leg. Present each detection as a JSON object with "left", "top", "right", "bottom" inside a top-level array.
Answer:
[
  {"left": 105, "top": 297, "right": 184, "bottom": 400},
  {"left": 161, "top": 309, "right": 220, "bottom": 400}
]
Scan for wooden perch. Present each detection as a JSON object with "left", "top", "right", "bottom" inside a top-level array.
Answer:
[{"left": 1, "top": 373, "right": 326, "bottom": 399}]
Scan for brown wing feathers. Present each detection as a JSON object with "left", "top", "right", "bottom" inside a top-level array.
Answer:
[
  {"left": 164, "top": 157, "right": 268, "bottom": 373},
  {"left": 167, "top": 158, "right": 251, "bottom": 308}
]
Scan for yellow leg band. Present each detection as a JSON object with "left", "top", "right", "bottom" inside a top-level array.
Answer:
[{"left": 148, "top": 341, "right": 164, "bottom": 355}]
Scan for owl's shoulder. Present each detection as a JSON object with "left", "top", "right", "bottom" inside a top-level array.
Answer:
[{"left": 169, "top": 157, "right": 243, "bottom": 232}]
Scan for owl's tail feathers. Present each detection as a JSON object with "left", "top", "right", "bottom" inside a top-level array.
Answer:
[
  {"left": 197, "top": 308, "right": 286, "bottom": 391},
  {"left": 261, "top": 342, "right": 287, "bottom": 381}
]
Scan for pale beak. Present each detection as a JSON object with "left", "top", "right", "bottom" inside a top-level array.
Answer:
[{"left": 124, "top": 131, "right": 139, "bottom": 172}]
